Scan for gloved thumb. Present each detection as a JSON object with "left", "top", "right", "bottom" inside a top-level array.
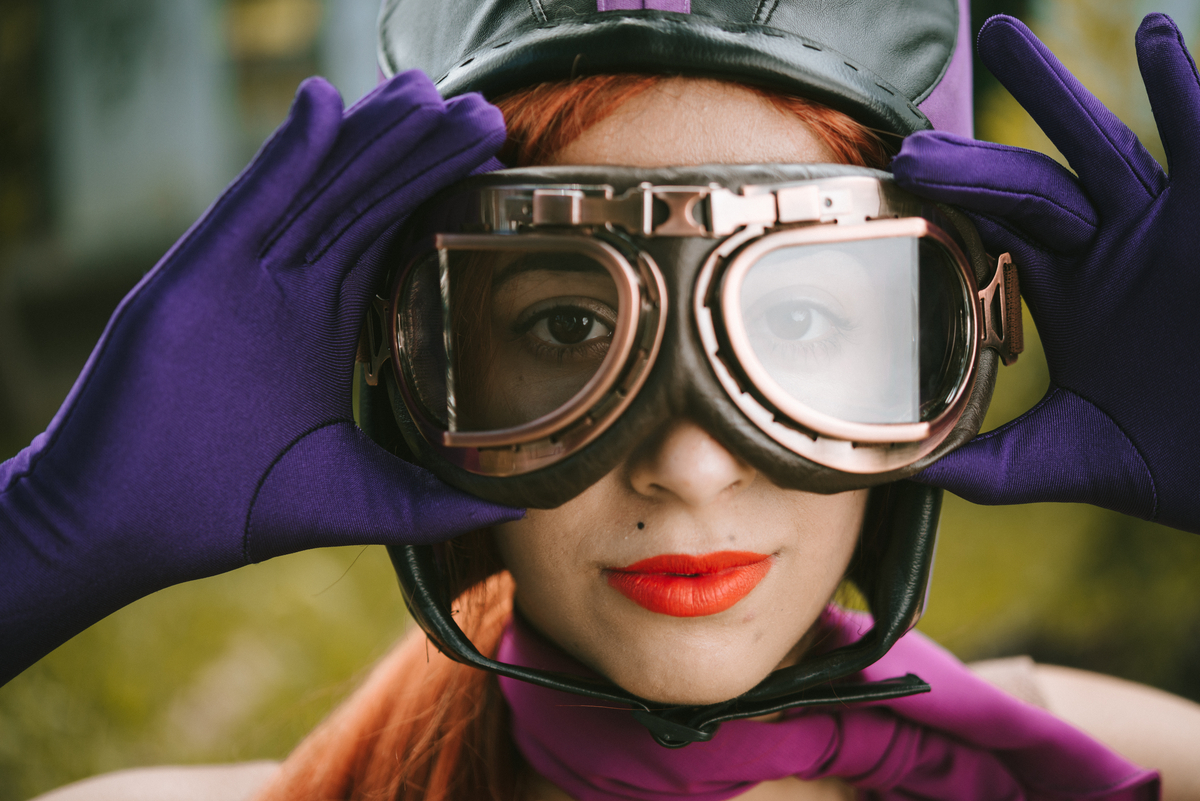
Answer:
[
  {"left": 913, "top": 387, "right": 1156, "bottom": 520},
  {"left": 244, "top": 421, "right": 523, "bottom": 562}
]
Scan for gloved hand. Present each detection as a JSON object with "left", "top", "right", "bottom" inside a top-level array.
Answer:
[
  {"left": 0, "top": 72, "right": 521, "bottom": 685},
  {"left": 893, "top": 14, "right": 1200, "bottom": 534}
]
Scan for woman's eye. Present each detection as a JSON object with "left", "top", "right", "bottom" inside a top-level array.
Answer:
[
  {"left": 528, "top": 309, "right": 612, "bottom": 345},
  {"left": 762, "top": 301, "right": 834, "bottom": 342}
]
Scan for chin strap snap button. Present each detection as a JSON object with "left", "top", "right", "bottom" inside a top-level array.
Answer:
[{"left": 631, "top": 709, "right": 716, "bottom": 748}]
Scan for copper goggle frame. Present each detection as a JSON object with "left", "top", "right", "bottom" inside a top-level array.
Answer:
[
  {"left": 381, "top": 176, "right": 1021, "bottom": 477},
  {"left": 389, "top": 233, "right": 667, "bottom": 477},
  {"left": 699, "top": 219, "right": 979, "bottom": 473}
]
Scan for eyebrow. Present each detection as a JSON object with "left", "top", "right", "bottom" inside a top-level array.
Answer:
[{"left": 492, "top": 253, "right": 609, "bottom": 289}]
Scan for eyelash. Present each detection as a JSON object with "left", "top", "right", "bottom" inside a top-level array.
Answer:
[
  {"left": 512, "top": 301, "right": 616, "bottom": 364},
  {"left": 747, "top": 300, "right": 855, "bottom": 366}
]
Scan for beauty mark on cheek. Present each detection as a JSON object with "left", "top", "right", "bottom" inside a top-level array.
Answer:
[{"left": 605, "top": 552, "right": 772, "bottom": 617}]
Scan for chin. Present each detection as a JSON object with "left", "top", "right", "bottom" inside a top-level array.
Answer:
[
  {"left": 579, "top": 631, "right": 786, "bottom": 706},
  {"left": 605, "top": 660, "right": 774, "bottom": 706}
]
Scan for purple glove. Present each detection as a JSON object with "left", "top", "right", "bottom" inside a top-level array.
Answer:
[
  {"left": 0, "top": 71, "right": 520, "bottom": 685},
  {"left": 892, "top": 14, "right": 1200, "bottom": 534}
]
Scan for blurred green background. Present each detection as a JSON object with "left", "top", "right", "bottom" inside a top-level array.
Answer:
[{"left": 2, "top": 0, "right": 1199, "bottom": 798}]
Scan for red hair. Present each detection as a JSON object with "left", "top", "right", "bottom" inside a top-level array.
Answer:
[
  {"left": 496, "top": 74, "right": 893, "bottom": 168},
  {"left": 254, "top": 75, "right": 892, "bottom": 801}
]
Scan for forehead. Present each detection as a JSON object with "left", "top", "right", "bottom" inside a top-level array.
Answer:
[{"left": 546, "top": 78, "right": 837, "bottom": 167}]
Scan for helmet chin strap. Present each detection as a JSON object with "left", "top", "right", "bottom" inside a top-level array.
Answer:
[{"left": 387, "top": 481, "right": 941, "bottom": 748}]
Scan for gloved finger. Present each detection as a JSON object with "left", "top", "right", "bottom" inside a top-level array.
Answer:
[
  {"left": 268, "top": 88, "right": 505, "bottom": 273},
  {"left": 978, "top": 15, "right": 1167, "bottom": 213},
  {"left": 213, "top": 77, "right": 344, "bottom": 236},
  {"left": 244, "top": 421, "right": 523, "bottom": 562},
  {"left": 265, "top": 72, "right": 457, "bottom": 253},
  {"left": 301, "top": 92, "right": 506, "bottom": 286},
  {"left": 1136, "top": 13, "right": 1200, "bottom": 180},
  {"left": 913, "top": 387, "right": 1155, "bottom": 520},
  {"left": 893, "top": 131, "right": 1098, "bottom": 253}
]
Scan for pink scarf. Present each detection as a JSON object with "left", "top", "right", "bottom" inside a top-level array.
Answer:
[{"left": 497, "top": 608, "right": 1159, "bottom": 800}]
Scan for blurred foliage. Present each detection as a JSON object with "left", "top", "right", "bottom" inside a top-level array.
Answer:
[
  {"left": 0, "top": 2, "right": 49, "bottom": 247},
  {"left": 226, "top": 0, "right": 323, "bottom": 154},
  {"left": 0, "top": 546, "right": 408, "bottom": 801},
  {"left": 2, "top": 1, "right": 1200, "bottom": 799}
]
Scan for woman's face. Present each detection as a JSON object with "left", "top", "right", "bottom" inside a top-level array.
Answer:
[{"left": 493, "top": 78, "right": 869, "bottom": 705}]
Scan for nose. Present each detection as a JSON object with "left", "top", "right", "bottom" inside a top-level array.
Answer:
[{"left": 627, "top": 420, "right": 756, "bottom": 507}]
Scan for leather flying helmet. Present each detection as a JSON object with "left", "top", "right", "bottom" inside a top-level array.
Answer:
[
  {"left": 377, "top": 0, "right": 974, "bottom": 138},
  {"left": 360, "top": 0, "right": 1006, "bottom": 747}
]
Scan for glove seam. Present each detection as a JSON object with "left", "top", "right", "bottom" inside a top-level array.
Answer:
[
  {"left": 258, "top": 99, "right": 431, "bottom": 259},
  {"left": 305, "top": 127, "right": 502, "bottom": 266},
  {"left": 243, "top": 418, "right": 355, "bottom": 564},
  {"left": 899, "top": 175, "right": 1098, "bottom": 232},
  {"left": 1057, "top": 384, "right": 1160, "bottom": 522},
  {"left": 970, "top": 209, "right": 1086, "bottom": 261}
]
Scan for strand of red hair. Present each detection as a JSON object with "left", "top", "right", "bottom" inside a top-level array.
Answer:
[{"left": 253, "top": 73, "right": 893, "bottom": 801}]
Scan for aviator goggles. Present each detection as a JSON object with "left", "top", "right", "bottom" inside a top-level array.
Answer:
[{"left": 363, "top": 164, "right": 1021, "bottom": 509}]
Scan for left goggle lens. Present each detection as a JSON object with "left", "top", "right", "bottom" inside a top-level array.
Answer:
[
  {"left": 446, "top": 248, "right": 620, "bottom": 432},
  {"left": 394, "top": 235, "right": 662, "bottom": 474}
]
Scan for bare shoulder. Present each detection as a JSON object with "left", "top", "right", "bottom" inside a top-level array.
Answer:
[
  {"left": 1034, "top": 664, "right": 1200, "bottom": 799},
  {"left": 28, "top": 761, "right": 280, "bottom": 801},
  {"left": 971, "top": 657, "right": 1200, "bottom": 801}
]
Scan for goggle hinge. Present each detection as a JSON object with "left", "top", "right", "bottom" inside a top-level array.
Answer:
[
  {"left": 356, "top": 296, "right": 391, "bottom": 386},
  {"left": 977, "top": 253, "right": 1023, "bottom": 366}
]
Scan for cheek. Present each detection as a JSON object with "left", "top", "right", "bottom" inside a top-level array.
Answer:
[{"left": 491, "top": 478, "right": 628, "bottom": 652}]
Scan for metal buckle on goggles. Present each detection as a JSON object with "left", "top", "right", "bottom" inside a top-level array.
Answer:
[{"left": 368, "top": 167, "right": 1021, "bottom": 483}]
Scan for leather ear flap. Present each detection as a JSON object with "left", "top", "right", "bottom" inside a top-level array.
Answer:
[{"left": 865, "top": 481, "right": 941, "bottom": 640}]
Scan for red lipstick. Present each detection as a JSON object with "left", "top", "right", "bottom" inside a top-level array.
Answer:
[{"left": 606, "top": 551, "right": 772, "bottom": 617}]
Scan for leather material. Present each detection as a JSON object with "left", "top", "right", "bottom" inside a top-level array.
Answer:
[{"left": 377, "top": 0, "right": 960, "bottom": 136}]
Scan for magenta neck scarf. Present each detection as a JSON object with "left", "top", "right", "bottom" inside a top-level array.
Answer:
[{"left": 497, "top": 608, "right": 1159, "bottom": 800}]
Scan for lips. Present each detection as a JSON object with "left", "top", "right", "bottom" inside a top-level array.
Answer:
[{"left": 605, "top": 551, "right": 772, "bottom": 617}]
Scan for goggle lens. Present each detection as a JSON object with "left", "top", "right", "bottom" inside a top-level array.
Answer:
[
  {"left": 396, "top": 237, "right": 652, "bottom": 463},
  {"left": 728, "top": 235, "right": 970, "bottom": 427},
  {"left": 446, "top": 248, "right": 620, "bottom": 432}
]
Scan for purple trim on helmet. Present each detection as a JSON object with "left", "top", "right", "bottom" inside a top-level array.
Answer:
[
  {"left": 917, "top": 0, "right": 973, "bottom": 136},
  {"left": 597, "top": 0, "right": 691, "bottom": 11}
]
